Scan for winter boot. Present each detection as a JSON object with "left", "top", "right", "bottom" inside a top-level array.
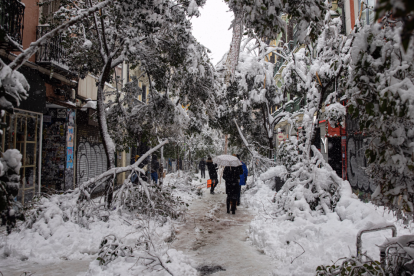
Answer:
[
  {"left": 226, "top": 197, "right": 230, "bottom": 213},
  {"left": 230, "top": 198, "right": 236, "bottom": 214}
]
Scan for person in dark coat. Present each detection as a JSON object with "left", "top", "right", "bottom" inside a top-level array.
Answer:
[
  {"left": 223, "top": 164, "right": 243, "bottom": 214},
  {"left": 130, "top": 155, "right": 140, "bottom": 184},
  {"left": 151, "top": 154, "right": 159, "bottom": 184},
  {"left": 236, "top": 154, "right": 248, "bottom": 206},
  {"left": 206, "top": 157, "right": 218, "bottom": 194},
  {"left": 199, "top": 158, "right": 206, "bottom": 178}
]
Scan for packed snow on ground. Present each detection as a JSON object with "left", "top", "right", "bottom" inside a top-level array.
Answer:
[
  {"left": 244, "top": 177, "right": 414, "bottom": 276},
  {"left": 0, "top": 171, "right": 201, "bottom": 276}
]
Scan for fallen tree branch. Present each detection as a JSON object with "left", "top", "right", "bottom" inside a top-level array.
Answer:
[
  {"left": 291, "top": 241, "right": 305, "bottom": 264},
  {"left": 80, "top": 139, "right": 169, "bottom": 194}
]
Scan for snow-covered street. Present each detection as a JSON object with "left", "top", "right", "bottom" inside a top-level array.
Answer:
[
  {"left": 172, "top": 177, "right": 276, "bottom": 276},
  {"left": 0, "top": 172, "right": 277, "bottom": 276}
]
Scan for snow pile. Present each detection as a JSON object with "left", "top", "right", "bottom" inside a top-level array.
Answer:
[
  {"left": 1, "top": 149, "right": 22, "bottom": 175},
  {"left": 245, "top": 177, "right": 413, "bottom": 276},
  {"left": 0, "top": 64, "right": 29, "bottom": 110},
  {"left": 164, "top": 170, "right": 201, "bottom": 203},
  {"left": 86, "top": 219, "right": 197, "bottom": 276},
  {"left": 0, "top": 173, "right": 201, "bottom": 275}
]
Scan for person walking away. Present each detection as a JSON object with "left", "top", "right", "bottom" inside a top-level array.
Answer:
[
  {"left": 158, "top": 161, "right": 164, "bottom": 185},
  {"left": 151, "top": 154, "right": 159, "bottom": 184},
  {"left": 236, "top": 154, "right": 248, "bottom": 206},
  {"left": 130, "top": 155, "right": 140, "bottom": 184},
  {"left": 199, "top": 158, "right": 206, "bottom": 178},
  {"left": 139, "top": 156, "right": 149, "bottom": 182},
  {"left": 206, "top": 157, "right": 218, "bottom": 194},
  {"left": 223, "top": 164, "right": 243, "bottom": 214}
]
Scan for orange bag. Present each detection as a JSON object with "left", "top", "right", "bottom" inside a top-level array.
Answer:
[{"left": 207, "top": 179, "right": 212, "bottom": 188}]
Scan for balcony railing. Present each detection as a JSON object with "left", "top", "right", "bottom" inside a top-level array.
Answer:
[
  {"left": 0, "top": 0, "right": 25, "bottom": 50},
  {"left": 36, "top": 25, "right": 73, "bottom": 76}
]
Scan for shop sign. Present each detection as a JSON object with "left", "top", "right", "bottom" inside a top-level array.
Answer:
[{"left": 57, "top": 109, "right": 66, "bottom": 118}]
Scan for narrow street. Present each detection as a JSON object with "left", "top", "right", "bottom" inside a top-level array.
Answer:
[{"left": 172, "top": 177, "right": 276, "bottom": 276}]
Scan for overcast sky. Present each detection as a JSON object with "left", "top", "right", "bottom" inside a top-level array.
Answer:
[{"left": 191, "top": 0, "right": 233, "bottom": 65}]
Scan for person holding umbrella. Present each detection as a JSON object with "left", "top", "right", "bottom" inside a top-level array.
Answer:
[{"left": 213, "top": 155, "right": 243, "bottom": 214}]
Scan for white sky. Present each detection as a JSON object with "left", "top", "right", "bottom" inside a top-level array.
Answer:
[{"left": 191, "top": 0, "right": 233, "bottom": 65}]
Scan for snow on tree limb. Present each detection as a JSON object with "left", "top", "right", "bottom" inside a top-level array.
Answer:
[{"left": 80, "top": 140, "right": 169, "bottom": 194}]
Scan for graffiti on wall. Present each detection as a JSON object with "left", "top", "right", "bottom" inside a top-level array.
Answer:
[
  {"left": 346, "top": 115, "right": 377, "bottom": 194},
  {"left": 76, "top": 138, "right": 107, "bottom": 189},
  {"left": 65, "top": 110, "right": 75, "bottom": 190}
]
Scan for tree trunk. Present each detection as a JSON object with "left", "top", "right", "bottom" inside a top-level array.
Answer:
[
  {"left": 261, "top": 103, "right": 273, "bottom": 159},
  {"left": 268, "top": 137, "right": 274, "bottom": 159},
  {"left": 308, "top": 86, "right": 326, "bottom": 157},
  {"left": 96, "top": 60, "right": 116, "bottom": 208}
]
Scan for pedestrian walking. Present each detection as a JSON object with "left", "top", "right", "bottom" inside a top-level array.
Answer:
[
  {"left": 223, "top": 163, "right": 243, "bottom": 214},
  {"left": 236, "top": 154, "right": 248, "bottom": 206},
  {"left": 151, "top": 154, "right": 159, "bottom": 184},
  {"left": 168, "top": 158, "right": 172, "bottom": 173},
  {"left": 130, "top": 155, "right": 140, "bottom": 184},
  {"left": 199, "top": 158, "right": 206, "bottom": 178},
  {"left": 158, "top": 161, "right": 164, "bottom": 185},
  {"left": 139, "top": 156, "right": 149, "bottom": 182},
  {"left": 206, "top": 156, "right": 218, "bottom": 194}
]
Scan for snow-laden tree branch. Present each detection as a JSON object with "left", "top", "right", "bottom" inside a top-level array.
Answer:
[{"left": 80, "top": 140, "right": 169, "bottom": 196}]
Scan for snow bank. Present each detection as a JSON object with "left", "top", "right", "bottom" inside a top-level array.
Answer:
[
  {"left": 87, "top": 247, "right": 197, "bottom": 276},
  {"left": 245, "top": 178, "right": 413, "bottom": 276},
  {"left": 0, "top": 173, "right": 200, "bottom": 275}
]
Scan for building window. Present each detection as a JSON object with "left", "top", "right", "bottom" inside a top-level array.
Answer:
[
  {"left": 359, "top": 0, "right": 376, "bottom": 27},
  {"left": 41, "top": 0, "right": 61, "bottom": 23},
  {"left": 270, "top": 54, "right": 275, "bottom": 63},
  {"left": 142, "top": 84, "right": 147, "bottom": 103}
]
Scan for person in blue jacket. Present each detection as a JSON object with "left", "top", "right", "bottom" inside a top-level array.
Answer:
[{"left": 237, "top": 154, "right": 248, "bottom": 206}]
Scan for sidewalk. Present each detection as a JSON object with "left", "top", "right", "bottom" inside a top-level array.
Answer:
[{"left": 171, "top": 174, "right": 276, "bottom": 275}]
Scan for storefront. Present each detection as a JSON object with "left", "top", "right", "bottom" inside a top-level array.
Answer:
[
  {"left": 41, "top": 105, "right": 76, "bottom": 191},
  {"left": 1, "top": 109, "right": 43, "bottom": 203},
  {"left": 0, "top": 64, "right": 46, "bottom": 204}
]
